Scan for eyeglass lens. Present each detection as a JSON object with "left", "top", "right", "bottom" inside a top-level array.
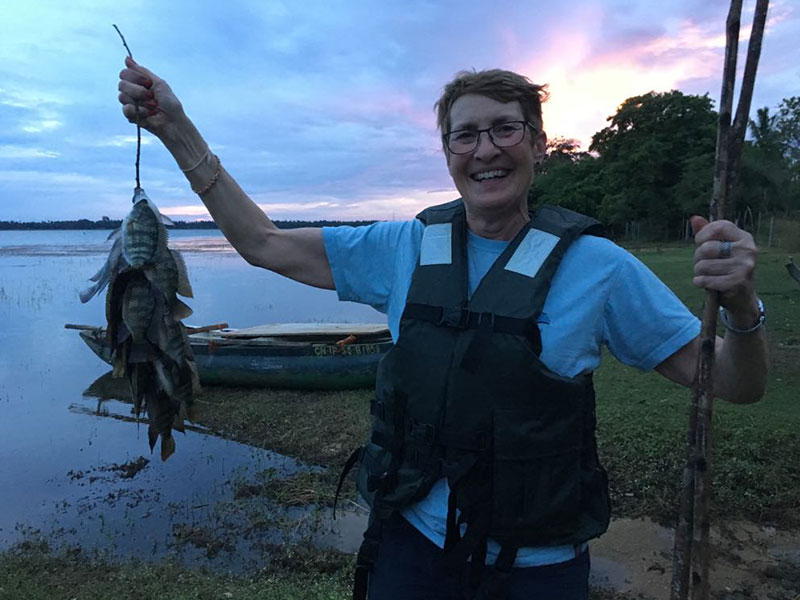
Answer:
[{"left": 446, "top": 122, "right": 527, "bottom": 154}]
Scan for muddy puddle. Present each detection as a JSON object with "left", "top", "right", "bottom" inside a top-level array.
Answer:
[
  {"left": 4, "top": 392, "right": 312, "bottom": 570},
  {"left": 29, "top": 376, "right": 370, "bottom": 572},
  {"left": 590, "top": 517, "right": 800, "bottom": 599}
]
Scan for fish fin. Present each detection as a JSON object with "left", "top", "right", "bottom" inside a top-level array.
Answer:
[
  {"left": 79, "top": 282, "right": 101, "bottom": 304},
  {"left": 184, "top": 402, "right": 196, "bottom": 424},
  {"left": 179, "top": 323, "right": 196, "bottom": 360},
  {"left": 153, "top": 360, "right": 175, "bottom": 397},
  {"left": 112, "top": 342, "right": 128, "bottom": 377},
  {"left": 172, "top": 402, "right": 187, "bottom": 433},
  {"left": 160, "top": 214, "right": 175, "bottom": 227},
  {"left": 88, "top": 263, "right": 107, "bottom": 283},
  {"left": 147, "top": 423, "right": 159, "bottom": 452},
  {"left": 160, "top": 434, "right": 176, "bottom": 462},
  {"left": 188, "top": 360, "right": 201, "bottom": 395},
  {"left": 82, "top": 238, "right": 123, "bottom": 300},
  {"left": 170, "top": 298, "right": 193, "bottom": 321},
  {"left": 88, "top": 238, "right": 120, "bottom": 282},
  {"left": 106, "top": 227, "right": 122, "bottom": 242},
  {"left": 157, "top": 219, "right": 170, "bottom": 253},
  {"left": 128, "top": 364, "right": 139, "bottom": 402},
  {"left": 171, "top": 250, "right": 194, "bottom": 298}
]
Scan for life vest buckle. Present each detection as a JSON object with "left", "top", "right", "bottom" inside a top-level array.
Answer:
[
  {"left": 476, "top": 311, "right": 495, "bottom": 328},
  {"left": 437, "top": 306, "right": 470, "bottom": 328}
]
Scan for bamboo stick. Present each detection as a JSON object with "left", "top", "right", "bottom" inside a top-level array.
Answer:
[
  {"left": 64, "top": 323, "right": 103, "bottom": 331},
  {"left": 184, "top": 322, "right": 229, "bottom": 334},
  {"left": 670, "top": 2, "right": 770, "bottom": 599},
  {"left": 67, "top": 322, "right": 229, "bottom": 334},
  {"left": 670, "top": 3, "right": 742, "bottom": 594},
  {"left": 693, "top": 5, "right": 769, "bottom": 598}
]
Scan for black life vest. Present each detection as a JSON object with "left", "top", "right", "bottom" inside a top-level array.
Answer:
[{"left": 342, "top": 200, "right": 611, "bottom": 599}]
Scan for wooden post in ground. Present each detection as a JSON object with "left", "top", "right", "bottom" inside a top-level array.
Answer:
[
  {"left": 670, "top": 1, "right": 769, "bottom": 599},
  {"left": 757, "top": 210, "right": 762, "bottom": 242},
  {"left": 769, "top": 214, "right": 775, "bottom": 247}
]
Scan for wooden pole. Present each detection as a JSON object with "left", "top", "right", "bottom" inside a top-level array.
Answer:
[
  {"left": 769, "top": 214, "right": 774, "bottom": 246},
  {"left": 670, "top": 3, "right": 741, "bottom": 596},
  {"left": 757, "top": 209, "right": 762, "bottom": 242},
  {"left": 670, "top": 1, "right": 769, "bottom": 599}
]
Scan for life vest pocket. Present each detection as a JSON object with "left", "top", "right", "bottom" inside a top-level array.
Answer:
[
  {"left": 356, "top": 442, "right": 391, "bottom": 507},
  {"left": 356, "top": 444, "right": 441, "bottom": 511},
  {"left": 491, "top": 408, "right": 582, "bottom": 543}
]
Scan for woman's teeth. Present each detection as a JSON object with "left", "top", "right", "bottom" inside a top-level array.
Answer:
[{"left": 472, "top": 169, "right": 509, "bottom": 181}]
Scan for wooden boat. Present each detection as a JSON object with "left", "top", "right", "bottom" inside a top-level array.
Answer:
[{"left": 72, "top": 323, "right": 393, "bottom": 390}]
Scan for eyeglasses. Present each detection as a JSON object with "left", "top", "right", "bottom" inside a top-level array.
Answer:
[{"left": 443, "top": 121, "right": 534, "bottom": 155}]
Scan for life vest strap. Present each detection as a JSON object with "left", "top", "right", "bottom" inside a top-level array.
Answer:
[
  {"left": 353, "top": 515, "right": 384, "bottom": 600},
  {"left": 443, "top": 510, "right": 492, "bottom": 572},
  {"left": 333, "top": 445, "right": 363, "bottom": 520},
  {"left": 402, "top": 302, "right": 542, "bottom": 374},
  {"left": 401, "top": 302, "right": 542, "bottom": 355},
  {"left": 469, "top": 537, "right": 489, "bottom": 591},
  {"left": 472, "top": 544, "right": 519, "bottom": 600}
]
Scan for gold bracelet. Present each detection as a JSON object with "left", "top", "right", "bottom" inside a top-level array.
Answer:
[{"left": 192, "top": 154, "right": 221, "bottom": 196}]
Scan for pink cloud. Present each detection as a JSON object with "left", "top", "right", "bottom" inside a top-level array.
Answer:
[{"left": 508, "top": 17, "right": 738, "bottom": 148}]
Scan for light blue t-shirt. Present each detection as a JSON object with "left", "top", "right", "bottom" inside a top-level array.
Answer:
[{"left": 323, "top": 219, "right": 700, "bottom": 567}]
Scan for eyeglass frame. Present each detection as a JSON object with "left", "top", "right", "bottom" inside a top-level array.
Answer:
[{"left": 442, "top": 120, "right": 537, "bottom": 155}]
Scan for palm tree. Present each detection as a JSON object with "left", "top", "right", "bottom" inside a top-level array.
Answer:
[{"left": 748, "top": 107, "right": 781, "bottom": 158}]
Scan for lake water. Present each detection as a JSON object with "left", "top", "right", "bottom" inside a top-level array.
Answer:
[{"left": 0, "top": 229, "right": 382, "bottom": 569}]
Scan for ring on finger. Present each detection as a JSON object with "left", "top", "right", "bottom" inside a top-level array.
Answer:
[{"left": 719, "top": 240, "right": 732, "bottom": 259}]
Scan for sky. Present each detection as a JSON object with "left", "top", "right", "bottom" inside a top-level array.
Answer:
[{"left": 0, "top": 0, "right": 797, "bottom": 222}]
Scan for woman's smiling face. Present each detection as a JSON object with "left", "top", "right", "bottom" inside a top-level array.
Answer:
[{"left": 445, "top": 94, "right": 545, "bottom": 234}]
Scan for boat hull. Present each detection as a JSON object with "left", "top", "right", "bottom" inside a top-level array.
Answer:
[{"left": 78, "top": 328, "right": 392, "bottom": 390}]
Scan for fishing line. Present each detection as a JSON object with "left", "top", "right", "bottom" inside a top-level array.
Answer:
[{"left": 113, "top": 24, "right": 142, "bottom": 195}]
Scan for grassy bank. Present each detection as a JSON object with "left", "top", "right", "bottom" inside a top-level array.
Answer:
[
  {"left": 190, "top": 243, "right": 800, "bottom": 526},
  {"left": 0, "top": 540, "right": 353, "bottom": 600},
  {"left": 2, "top": 243, "right": 797, "bottom": 599}
]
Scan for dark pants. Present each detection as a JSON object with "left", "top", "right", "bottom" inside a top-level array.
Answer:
[{"left": 368, "top": 514, "right": 590, "bottom": 600}]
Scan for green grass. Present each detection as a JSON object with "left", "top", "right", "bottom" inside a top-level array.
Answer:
[
  {"left": 191, "top": 388, "right": 373, "bottom": 470},
  {"left": 599, "top": 244, "right": 800, "bottom": 525},
  {"left": 0, "top": 540, "right": 631, "bottom": 600},
  {"left": 0, "top": 540, "right": 353, "bottom": 600}
]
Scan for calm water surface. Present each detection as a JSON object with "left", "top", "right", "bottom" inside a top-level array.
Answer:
[{"left": 0, "top": 229, "right": 382, "bottom": 568}]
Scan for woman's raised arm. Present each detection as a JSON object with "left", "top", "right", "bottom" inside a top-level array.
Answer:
[{"left": 118, "top": 56, "right": 334, "bottom": 290}]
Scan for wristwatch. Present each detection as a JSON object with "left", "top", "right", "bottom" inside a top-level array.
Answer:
[{"left": 718, "top": 298, "right": 766, "bottom": 334}]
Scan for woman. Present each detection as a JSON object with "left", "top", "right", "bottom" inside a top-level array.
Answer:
[{"left": 119, "top": 60, "right": 767, "bottom": 600}]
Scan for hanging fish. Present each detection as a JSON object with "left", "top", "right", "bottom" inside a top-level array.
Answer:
[{"left": 81, "top": 187, "right": 198, "bottom": 460}]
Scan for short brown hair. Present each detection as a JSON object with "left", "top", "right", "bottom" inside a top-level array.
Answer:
[{"left": 434, "top": 69, "right": 548, "bottom": 145}]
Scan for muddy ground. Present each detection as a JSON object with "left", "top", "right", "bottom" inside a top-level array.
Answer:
[{"left": 590, "top": 518, "right": 800, "bottom": 599}]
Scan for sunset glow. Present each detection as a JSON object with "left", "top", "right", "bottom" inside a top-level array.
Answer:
[{"left": 0, "top": 0, "right": 796, "bottom": 222}]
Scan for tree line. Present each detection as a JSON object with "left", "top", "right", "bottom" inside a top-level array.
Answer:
[
  {"left": 529, "top": 91, "right": 800, "bottom": 240},
  {"left": 6, "top": 91, "right": 798, "bottom": 241}
]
